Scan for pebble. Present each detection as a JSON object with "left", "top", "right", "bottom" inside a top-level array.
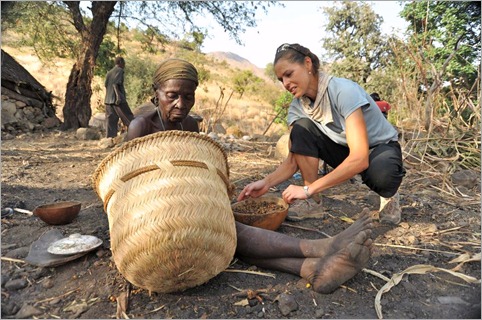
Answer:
[
  {"left": 1, "top": 301, "right": 19, "bottom": 316},
  {"left": 4, "top": 246, "right": 29, "bottom": 259},
  {"left": 31, "top": 267, "right": 49, "bottom": 280},
  {"left": 5, "top": 278, "right": 28, "bottom": 290},
  {"left": 276, "top": 293, "right": 298, "bottom": 315},
  {"left": 248, "top": 298, "right": 258, "bottom": 307},
  {"left": 96, "top": 249, "right": 106, "bottom": 258},
  {"left": 42, "top": 278, "right": 54, "bottom": 289},
  {"left": 1, "top": 274, "right": 9, "bottom": 287},
  {"left": 15, "top": 304, "right": 43, "bottom": 319},
  {"left": 315, "top": 307, "right": 325, "bottom": 318}
]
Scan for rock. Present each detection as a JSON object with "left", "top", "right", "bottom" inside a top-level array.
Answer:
[
  {"left": 31, "top": 267, "right": 49, "bottom": 280},
  {"left": 15, "top": 101, "right": 27, "bottom": 108},
  {"left": 99, "top": 137, "right": 115, "bottom": 148},
  {"left": 43, "top": 116, "right": 60, "bottom": 129},
  {"left": 42, "top": 278, "right": 54, "bottom": 289},
  {"left": 18, "top": 119, "right": 35, "bottom": 131},
  {"left": 314, "top": 307, "right": 325, "bottom": 318},
  {"left": 1, "top": 100, "right": 17, "bottom": 125},
  {"left": 95, "top": 249, "right": 107, "bottom": 258},
  {"left": 5, "top": 278, "right": 28, "bottom": 290},
  {"left": 251, "top": 134, "right": 269, "bottom": 142},
  {"left": 1, "top": 132, "right": 14, "bottom": 140},
  {"left": 276, "top": 292, "right": 298, "bottom": 316},
  {"left": 15, "top": 304, "right": 43, "bottom": 319},
  {"left": 1, "top": 301, "right": 19, "bottom": 316},
  {"left": 4, "top": 246, "right": 29, "bottom": 259},
  {"left": 89, "top": 113, "right": 106, "bottom": 130},
  {"left": 451, "top": 170, "right": 478, "bottom": 189},
  {"left": 275, "top": 133, "right": 289, "bottom": 160},
  {"left": 76, "top": 127, "right": 101, "bottom": 140},
  {"left": 22, "top": 107, "right": 35, "bottom": 121},
  {"left": 207, "top": 132, "right": 219, "bottom": 141},
  {"left": 1, "top": 274, "right": 9, "bottom": 287}
]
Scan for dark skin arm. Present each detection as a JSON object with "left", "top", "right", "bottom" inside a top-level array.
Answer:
[{"left": 114, "top": 84, "right": 125, "bottom": 105}]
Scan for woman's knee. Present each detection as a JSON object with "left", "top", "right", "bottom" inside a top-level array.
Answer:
[{"left": 363, "top": 145, "right": 405, "bottom": 197}]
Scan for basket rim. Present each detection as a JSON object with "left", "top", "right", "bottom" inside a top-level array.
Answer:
[{"left": 91, "top": 131, "right": 229, "bottom": 191}]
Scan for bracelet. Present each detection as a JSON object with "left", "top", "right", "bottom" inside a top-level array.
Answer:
[{"left": 303, "top": 186, "right": 311, "bottom": 198}]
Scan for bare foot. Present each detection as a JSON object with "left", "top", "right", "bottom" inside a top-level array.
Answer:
[
  {"left": 300, "top": 228, "right": 373, "bottom": 294},
  {"left": 301, "top": 208, "right": 373, "bottom": 258}
]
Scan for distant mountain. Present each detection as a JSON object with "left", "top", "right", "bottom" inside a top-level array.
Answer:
[{"left": 206, "top": 51, "right": 271, "bottom": 82}]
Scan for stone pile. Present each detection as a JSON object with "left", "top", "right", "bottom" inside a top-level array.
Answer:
[{"left": 1, "top": 94, "right": 60, "bottom": 140}]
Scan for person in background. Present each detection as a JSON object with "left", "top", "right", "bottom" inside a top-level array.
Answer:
[
  {"left": 104, "top": 56, "right": 134, "bottom": 138},
  {"left": 370, "top": 92, "right": 391, "bottom": 119},
  {"left": 125, "top": 57, "right": 375, "bottom": 294},
  {"left": 238, "top": 43, "right": 405, "bottom": 225}
]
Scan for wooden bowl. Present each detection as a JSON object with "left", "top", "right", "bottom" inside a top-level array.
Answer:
[
  {"left": 231, "top": 196, "right": 288, "bottom": 231},
  {"left": 33, "top": 201, "right": 81, "bottom": 225}
]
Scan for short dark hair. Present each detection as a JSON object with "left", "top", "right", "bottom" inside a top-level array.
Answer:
[
  {"left": 115, "top": 56, "right": 125, "bottom": 66},
  {"left": 274, "top": 43, "right": 320, "bottom": 75},
  {"left": 370, "top": 92, "right": 381, "bottom": 101}
]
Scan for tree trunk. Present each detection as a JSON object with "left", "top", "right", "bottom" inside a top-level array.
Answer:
[{"left": 60, "top": 1, "right": 117, "bottom": 130}]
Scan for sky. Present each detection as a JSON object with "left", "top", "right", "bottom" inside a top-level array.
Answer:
[{"left": 200, "top": 1, "right": 409, "bottom": 68}]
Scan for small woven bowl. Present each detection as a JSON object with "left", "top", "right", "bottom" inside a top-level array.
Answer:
[
  {"left": 232, "top": 196, "right": 288, "bottom": 231},
  {"left": 33, "top": 201, "right": 81, "bottom": 225}
]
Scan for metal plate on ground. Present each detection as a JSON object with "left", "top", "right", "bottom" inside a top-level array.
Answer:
[{"left": 47, "top": 234, "right": 102, "bottom": 255}]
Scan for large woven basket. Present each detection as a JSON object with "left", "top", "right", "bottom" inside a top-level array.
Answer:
[{"left": 92, "top": 131, "right": 237, "bottom": 293}]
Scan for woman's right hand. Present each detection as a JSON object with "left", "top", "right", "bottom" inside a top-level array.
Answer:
[{"left": 237, "top": 179, "right": 269, "bottom": 201}]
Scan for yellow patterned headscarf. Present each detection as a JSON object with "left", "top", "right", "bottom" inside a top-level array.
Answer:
[{"left": 153, "top": 58, "right": 199, "bottom": 87}]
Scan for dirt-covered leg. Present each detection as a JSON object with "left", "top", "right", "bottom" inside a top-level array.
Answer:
[
  {"left": 235, "top": 222, "right": 308, "bottom": 259},
  {"left": 235, "top": 208, "right": 372, "bottom": 260}
]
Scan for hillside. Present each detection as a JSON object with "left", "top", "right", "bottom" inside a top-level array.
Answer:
[
  {"left": 1, "top": 34, "right": 286, "bottom": 137},
  {"left": 206, "top": 51, "right": 273, "bottom": 83}
]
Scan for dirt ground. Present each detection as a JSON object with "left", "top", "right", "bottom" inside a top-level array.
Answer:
[{"left": 1, "top": 129, "right": 481, "bottom": 319}]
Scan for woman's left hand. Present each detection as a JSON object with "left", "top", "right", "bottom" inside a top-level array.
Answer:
[{"left": 282, "top": 185, "right": 307, "bottom": 204}]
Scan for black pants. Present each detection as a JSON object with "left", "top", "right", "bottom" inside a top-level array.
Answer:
[
  {"left": 290, "top": 118, "right": 405, "bottom": 198},
  {"left": 105, "top": 102, "right": 134, "bottom": 138}
]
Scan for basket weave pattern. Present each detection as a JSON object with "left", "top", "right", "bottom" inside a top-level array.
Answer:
[{"left": 92, "top": 131, "right": 237, "bottom": 293}]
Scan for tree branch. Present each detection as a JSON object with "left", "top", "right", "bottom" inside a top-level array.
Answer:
[{"left": 63, "top": 1, "right": 86, "bottom": 36}]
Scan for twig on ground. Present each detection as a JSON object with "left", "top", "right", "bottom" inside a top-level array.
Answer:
[
  {"left": 373, "top": 243, "right": 460, "bottom": 255},
  {"left": 223, "top": 269, "right": 276, "bottom": 278},
  {"left": 362, "top": 268, "right": 391, "bottom": 282},
  {"left": 35, "top": 289, "right": 79, "bottom": 304},
  {"left": 1, "top": 257, "right": 26, "bottom": 264},
  {"left": 340, "top": 285, "right": 357, "bottom": 293},
  {"left": 143, "top": 304, "right": 166, "bottom": 315}
]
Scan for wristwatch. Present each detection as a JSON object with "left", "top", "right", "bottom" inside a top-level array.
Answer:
[{"left": 303, "top": 186, "right": 311, "bottom": 198}]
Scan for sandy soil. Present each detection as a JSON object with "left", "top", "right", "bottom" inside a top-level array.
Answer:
[{"left": 1, "top": 129, "right": 481, "bottom": 319}]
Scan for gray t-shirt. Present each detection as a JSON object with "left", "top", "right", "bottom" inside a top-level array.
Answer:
[{"left": 287, "top": 76, "right": 398, "bottom": 148}]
